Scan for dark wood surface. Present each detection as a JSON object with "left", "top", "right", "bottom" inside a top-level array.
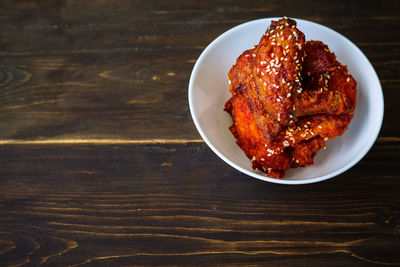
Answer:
[{"left": 0, "top": 0, "right": 399, "bottom": 266}]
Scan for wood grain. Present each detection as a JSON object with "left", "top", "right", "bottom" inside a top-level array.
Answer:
[
  {"left": 0, "top": 1, "right": 399, "bottom": 266},
  {"left": 0, "top": 141, "right": 399, "bottom": 266},
  {"left": 0, "top": 0, "right": 399, "bottom": 140}
]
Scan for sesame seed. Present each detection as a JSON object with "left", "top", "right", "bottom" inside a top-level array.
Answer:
[
  {"left": 307, "top": 121, "right": 311, "bottom": 124},
  {"left": 253, "top": 54, "right": 256, "bottom": 57},
  {"left": 261, "top": 158, "right": 265, "bottom": 161},
  {"left": 297, "top": 89, "right": 302, "bottom": 93},
  {"left": 251, "top": 156, "right": 256, "bottom": 161},
  {"left": 283, "top": 140, "right": 289, "bottom": 147},
  {"left": 289, "top": 114, "right": 293, "bottom": 118},
  {"left": 276, "top": 98, "right": 281, "bottom": 102},
  {"left": 287, "top": 93, "right": 291, "bottom": 97},
  {"left": 264, "top": 82, "right": 267, "bottom": 86},
  {"left": 318, "top": 125, "right": 322, "bottom": 129},
  {"left": 296, "top": 159, "right": 299, "bottom": 163},
  {"left": 228, "top": 80, "right": 231, "bottom": 84},
  {"left": 288, "top": 35, "right": 292, "bottom": 40},
  {"left": 347, "top": 77, "right": 350, "bottom": 82},
  {"left": 267, "top": 154, "right": 271, "bottom": 157}
]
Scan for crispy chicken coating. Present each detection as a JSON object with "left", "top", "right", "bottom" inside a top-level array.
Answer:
[
  {"left": 229, "top": 48, "right": 281, "bottom": 138},
  {"left": 296, "top": 40, "right": 356, "bottom": 116},
  {"left": 253, "top": 18, "right": 305, "bottom": 127},
  {"left": 225, "top": 95, "right": 290, "bottom": 178},
  {"left": 225, "top": 18, "right": 357, "bottom": 178}
]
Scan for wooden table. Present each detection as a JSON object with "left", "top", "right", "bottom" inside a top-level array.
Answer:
[{"left": 1, "top": 1, "right": 399, "bottom": 266}]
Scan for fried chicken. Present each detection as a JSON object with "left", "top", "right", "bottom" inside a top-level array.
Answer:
[
  {"left": 225, "top": 18, "right": 357, "bottom": 178},
  {"left": 296, "top": 40, "right": 356, "bottom": 117},
  {"left": 225, "top": 95, "right": 291, "bottom": 178}
]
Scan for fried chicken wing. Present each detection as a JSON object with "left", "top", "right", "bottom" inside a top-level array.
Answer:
[
  {"left": 295, "top": 41, "right": 357, "bottom": 116},
  {"left": 225, "top": 95, "right": 291, "bottom": 178},
  {"left": 229, "top": 48, "right": 281, "bottom": 138},
  {"left": 253, "top": 18, "right": 305, "bottom": 126}
]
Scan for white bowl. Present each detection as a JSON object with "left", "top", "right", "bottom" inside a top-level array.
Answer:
[{"left": 188, "top": 18, "right": 384, "bottom": 185}]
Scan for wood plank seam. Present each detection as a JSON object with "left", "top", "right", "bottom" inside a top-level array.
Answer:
[{"left": 0, "top": 137, "right": 397, "bottom": 145}]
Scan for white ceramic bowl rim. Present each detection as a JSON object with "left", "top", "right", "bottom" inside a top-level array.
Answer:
[{"left": 188, "top": 17, "right": 384, "bottom": 185}]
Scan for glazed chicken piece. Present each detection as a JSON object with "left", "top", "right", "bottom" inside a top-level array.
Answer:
[
  {"left": 229, "top": 48, "right": 281, "bottom": 139},
  {"left": 295, "top": 41, "right": 356, "bottom": 117},
  {"left": 252, "top": 18, "right": 305, "bottom": 127},
  {"left": 228, "top": 18, "right": 305, "bottom": 139},
  {"left": 225, "top": 95, "right": 291, "bottom": 178}
]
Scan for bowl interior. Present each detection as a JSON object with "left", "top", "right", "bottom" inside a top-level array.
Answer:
[{"left": 189, "top": 18, "right": 383, "bottom": 184}]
